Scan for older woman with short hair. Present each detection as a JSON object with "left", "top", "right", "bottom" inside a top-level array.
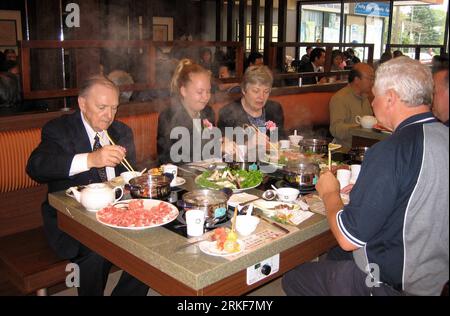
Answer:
[{"left": 217, "top": 65, "right": 285, "bottom": 141}]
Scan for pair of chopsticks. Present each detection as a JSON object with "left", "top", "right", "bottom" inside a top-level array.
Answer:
[
  {"left": 246, "top": 124, "right": 279, "bottom": 153},
  {"left": 327, "top": 143, "right": 342, "bottom": 171},
  {"left": 104, "top": 131, "right": 135, "bottom": 172}
]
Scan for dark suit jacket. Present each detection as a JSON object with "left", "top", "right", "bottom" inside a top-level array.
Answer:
[
  {"left": 299, "top": 62, "right": 324, "bottom": 85},
  {"left": 217, "top": 99, "right": 286, "bottom": 140},
  {"left": 26, "top": 110, "right": 136, "bottom": 260},
  {"left": 157, "top": 101, "right": 216, "bottom": 164}
]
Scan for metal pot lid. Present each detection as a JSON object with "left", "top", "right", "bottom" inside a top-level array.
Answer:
[
  {"left": 284, "top": 160, "right": 320, "bottom": 174},
  {"left": 299, "top": 138, "right": 329, "bottom": 146},
  {"left": 129, "top": 174, "right": 171, "bottom": 187},
  {"left": 182, "top": 189, "right": 228, "bottom": 205}
]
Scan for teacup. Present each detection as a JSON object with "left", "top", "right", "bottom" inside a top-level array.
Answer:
[
  {"left": 355, "top": 115, "right": 377, "bottom": 129},
  {"left": 276, "top": 187, "right": 300, "bottom": 203},
  {"left": 288, "top": 134, "right": 303, "bottom": 146},
  {"left": 236, "top": 215, "right": 260, "bottom": 236}
]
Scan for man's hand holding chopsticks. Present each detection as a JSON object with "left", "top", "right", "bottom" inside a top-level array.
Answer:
[{"left": 87, "top": 145, "right": 127, "bottom": 168}]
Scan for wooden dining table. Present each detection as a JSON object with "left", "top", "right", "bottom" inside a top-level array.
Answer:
[{"left": 49, "top": 168, "right": 337, "bottom": 296}]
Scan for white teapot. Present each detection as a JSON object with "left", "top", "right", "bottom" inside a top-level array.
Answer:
[
  {"left": 355, "top": 115, "right": 377, "bottom": 129},
  {"left": 68, "top": 183, "right": 123, "bottom": 212}
]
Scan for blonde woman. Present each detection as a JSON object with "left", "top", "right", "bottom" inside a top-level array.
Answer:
[{"left": 157, "top": 59, "right": 216, "bottom": 164}]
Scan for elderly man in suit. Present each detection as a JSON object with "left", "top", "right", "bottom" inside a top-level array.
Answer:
[{"left": 26, "top": 76, "right": 149, "bottom": 296}]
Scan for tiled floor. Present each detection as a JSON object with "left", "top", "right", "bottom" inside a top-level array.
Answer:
[{"left": 52, "top": 270, "right": 286, "bottom": 296}]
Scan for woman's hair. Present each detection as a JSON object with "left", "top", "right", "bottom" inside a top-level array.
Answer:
[
  {"left": 240, "top": 65, "right": 273, "bottom": 92},
  {"left": 170, "top": 58, "right": 211, "bottom": 96},
  {"left": 374, "top": 56, "right": 433, "bottom": 107}
]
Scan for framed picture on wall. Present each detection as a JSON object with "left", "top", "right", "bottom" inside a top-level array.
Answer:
[
  {"left": 153, "top": 24, "right": 169, "bottom": 42},
  {"left": 0, "top": 10, "right": 23, "bottom": 53}
]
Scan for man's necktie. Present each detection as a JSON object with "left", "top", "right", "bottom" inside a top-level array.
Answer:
[{"left": 93, "top": 134, "right": 108, "bottom": 182}]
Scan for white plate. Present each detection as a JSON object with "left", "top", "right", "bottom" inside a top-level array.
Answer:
[
  {"left": 253, "top": 200, "right": 300, "bottom": 217},
  {"left": 198, "top": 239, "right": 245, "bottom": 257},
  {"left": 194, "top": 175, "right": 262, "bottom": 193},
  {"left": 96, "top": 199, "right": 179, "bottom": 230},
  {"left": 171, "top": 177, "right": 186, "bottom": 187}
]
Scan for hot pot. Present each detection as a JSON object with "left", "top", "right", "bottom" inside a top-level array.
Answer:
[
  {"left": 126, "top": 174, "right": 171, "bottom": 199},
  {"left": 298, "top": 138, "right": 329, "bottom": 155},
  {"left": 281, "top": 160, "right": 320, "bottom": 190},
  {"left": 179, "top": 189, "right": 230, "bottom": 219}
]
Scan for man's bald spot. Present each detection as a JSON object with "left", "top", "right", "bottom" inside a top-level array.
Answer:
[{"left": 354, "top": 63, "right": 374, "bottom": 76}]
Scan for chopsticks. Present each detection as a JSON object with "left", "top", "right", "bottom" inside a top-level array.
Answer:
[
  {"left": 327, "top": 143, "right": 342, "bottom": 171},
  {"left": 246, "top": 124, "right": 279, "bottom": 153},
  {"left": 232, "top": 206, "right": 238, "bottom": 232},
  {"left": 104, "top": 131, "right": 135, "bottom": 172}
]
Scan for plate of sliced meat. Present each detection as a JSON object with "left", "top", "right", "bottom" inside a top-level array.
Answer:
[{"left": 96, "top": 199, "right": 179, "bottom": 230}]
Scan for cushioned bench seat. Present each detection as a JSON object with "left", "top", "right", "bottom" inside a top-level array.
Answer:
[{"left": 0, "top": 228, "right": 69, "bottom": 295}]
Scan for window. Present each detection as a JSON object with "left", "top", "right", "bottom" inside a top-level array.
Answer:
[
  {"left": 299, "top": 2, "right": 341, "bottom": 58},
  {"left": 245, "top": 23, "right": 278, "bottom": 52},
  {"left": 391, "top": 0, "right": 447, "bottom": 62},
  {"left": 343, "top": 2, "right": 390, "bottom": 60}
]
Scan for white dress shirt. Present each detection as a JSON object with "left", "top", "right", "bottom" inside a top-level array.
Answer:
[{"left": 69, "top": 113, "right": 116, "bottom": 180}]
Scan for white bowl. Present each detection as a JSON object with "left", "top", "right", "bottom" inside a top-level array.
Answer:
[
  {"left": 288, "top": 135, "right": 303, "bottom": 146},
  {"left": 276, "top": 187, "right": 300, "bottom": 203},
  {"left": 236, "top": 215, "right": 260, "bottom": 236},
  {"left": 120, "top": 171, "right": 141, "bottom": 184}
]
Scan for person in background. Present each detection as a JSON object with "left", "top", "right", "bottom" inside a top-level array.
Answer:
[
  {"left": 199, "top": 47, "right": 216, "bottom": 75},
  {"left": 157, "top": 59, "right": 216, "bottom": 164},
  {"left": 3, "top": 60, "right": 20, "bottom": 75},
  {"left": 0, "top": 72, "right": 21, "bottom": 114},
  {"left": 374, "top": 51, "right": 392, "bottom": 70},
  {"left": 26, "top": 76, "right": 149, "bottom": 296},
  {"left": 216, "top": 63, "right": 240, "bottom": 93},
  {"left": 218, "top": 65, "right": 285, "bottom": 157},
  {"left": 0, "top": 51, "right": 5, "bottom": 67},
  {"left": 301, "top": 46, "right": 313, "bottom": 66},
  {"left": 299, "top": 47, "right": 327, "bottom": 85},
  {"left": 329, "top": 63, "right": 375, "bottom": 151},
  {"left": 432, "top": 55, "right": 449, "bottom": 126},
  {"left": 245, "top": 52, "right": 264, "bottom": 71},
  {"left": 331, "top": 50, "right": 344, "bottom": 71},
  {"left": 346, "top": 48, "right": 361, "bottom": 65},
  {"left": 283, "top": 57, "right": 449, "bottom": 296},
  {"left": 393, "top": 50, "right": 403, "bottom": 58},
  {"left": 291, "top": 46, "right": 313, "bottom": 72},
  {"left": 3, "top": 49, "right": 17, "bottom": 62},
  {"left": 107, "top": 69, "right": 134, "bottom": 103},
  {"left": 328, "top": 50, "right": 346, "bottom": 83}
]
